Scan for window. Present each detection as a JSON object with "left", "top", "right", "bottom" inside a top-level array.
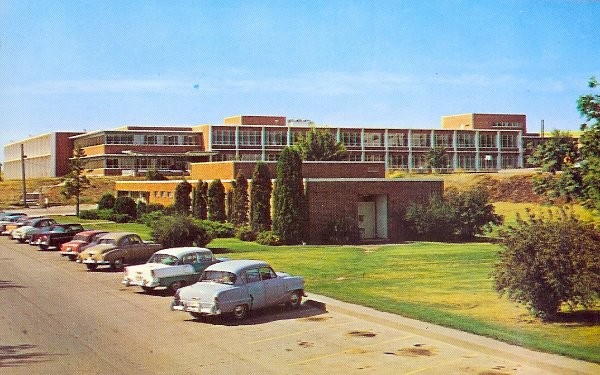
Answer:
[
  {"left": 456, "top": 133, "right": 475, "bottom": 148},
  {"left": 388, "top": 154, "right": 408, "bottom": 168},
  {"left": 164, "top": 135, "right": 178, "bottom": 145},
  {"left": 492, "top": 122, "right": 522, "bottom": 128},
  {"left": 260, "top": 267, "right": 277, "bottom": 280},
  {"left": 501, "top": 154, "right": 519, "bottom": 168},
  {"left": 182, "top": 253, "right": 198, "bottom": 265},
  {"left": 106, "top": 134, "right": 134, "bottom": 144},
  {"left": 458, "top": 154, "right": 476, "bottom": 170},
  {"left": 365, "top": 154, "right": 384, "bottom": 162},
  {"left": 212, "top": 129, "right": 235, "bottom": 145},
  {"left": 411, "top": 133, "right": 431, "bottom": 148},
  {"left": 388, "top": 133, "right": 407, "bottom": 147},
  {"left": 346, "top": 153, "right": 362, "bottom": 161},
  {"left": 412, "top": 153, "right": 429, "bottom": 169},
  {"left": 266, "top": 130, "right": 286, "bottom": 145},
  {"left": 479, "top": 133, "right": 496, "bottom": 148},
  {"left": 106, "top": 159, "right": 119, "bottom": 168},
  {"left": 240, "top": 153, "right": 262, "bottom": 161},
  {"left": 239, "top": 130, "right": 261, "bottom": 146},
  {"left": 182, "top": 135, "right": 197, "bottom": 145},
  {"left": 144, "top": 135, "right": 157, "bottom": 145},
  {"left": 500, "top": 133, "right": 517, "bottom": 148},
  {"left": 434, "top": 133, "right": 452, "bottom": 147},
  {"left": 244, "top": 268, "right": 261, "bottom": 283},
  {"left": 342, "top": 132, "right": 361, "bottom": 147},
  {"left": 364, "top": 132, "right": 383, "bottom": 147},
  {"left": 266, "top": 153, "right": 279, "bottom": 161}
]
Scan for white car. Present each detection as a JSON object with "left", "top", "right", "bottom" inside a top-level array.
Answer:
[
  {"left": 122, "top": 247, "right": 226, "bottom": 293},
  {"left": 10, "top": 218, "right": 57, "bottom": 243}
]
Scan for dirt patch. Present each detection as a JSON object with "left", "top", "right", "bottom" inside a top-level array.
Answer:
[
  {"left": 347, "top": 330, "right": 377, "bottom": 338},
  {"left": 301, "top": 316, "right": 331, "bottom": 322},
  {"left": 297, "top": 341, "right": 314, "bottom": 348},
  {"left": 386, "top": 344, "right": 436, "bottom": 357}
]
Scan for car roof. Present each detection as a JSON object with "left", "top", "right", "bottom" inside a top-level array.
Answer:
[
  {"left": 154, "top": 247, "right": 212, "bottom": 258},
  {"left": 100, "top": 232, "right": 138, "bottom": 240},
  {"left": 205, "top": 259, "right": 270, "bottom": 273}
]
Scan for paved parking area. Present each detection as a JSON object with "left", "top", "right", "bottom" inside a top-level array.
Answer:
[{"left": 0, "top": 235, "right": 598, "bottom": 374}]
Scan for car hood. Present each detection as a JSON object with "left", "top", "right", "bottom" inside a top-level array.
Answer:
[
  {"left": 62, "top": 240, "right": 86, "bottom": 248},
  {"left": 178, "top": 281, "right": 236, "bottom": 300},
  {"left": 82, "top": 244, "right": 116, "bottom": 255}
]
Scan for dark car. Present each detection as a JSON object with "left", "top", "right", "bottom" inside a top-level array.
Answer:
[
  {"left": 37, "top": 223, "right": 85, "bottom": 251},
  {"left": 28, "top": 224, "right": 60, "bottom": 245}
]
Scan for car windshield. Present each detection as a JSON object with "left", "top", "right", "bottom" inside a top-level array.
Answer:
[
  {"left": 98, "top": 238, "right": 117, "bottom": 245},
  {"left": 202, "top": 270, "right": 237, "bottom": 285},
  {"left": 53, "top": 227, "right": 66, "bottom": 233},
  {"left": 72, "top": 234, "right": 88, "bottom": 241},
  {"left": 148, "top": 254, "right": 179, "bottom": 265}
]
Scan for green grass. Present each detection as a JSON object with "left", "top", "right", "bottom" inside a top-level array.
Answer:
[
  {"left": 208, "top": 238, "right": 600, "bottom": 363},
  {"left": 51, "top": 216, "right": 153, "bottom": 240}
]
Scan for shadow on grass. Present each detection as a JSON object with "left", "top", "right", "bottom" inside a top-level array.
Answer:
[
  {"left": 0, "top": 344, "right": 56, "bottom": 368},
  {"left": 552, "top": 310, "right": 600, "bottom": 326}
]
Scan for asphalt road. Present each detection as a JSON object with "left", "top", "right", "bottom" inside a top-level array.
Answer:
[{"left": 0, "top": 236, "right": 598, "bottom": 375}]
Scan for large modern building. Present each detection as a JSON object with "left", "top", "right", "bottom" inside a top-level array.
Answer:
[
  {"left": 3, "top": 132, "right": 83, "bottom": 179},
  {"left": 3, "top": 113, "right": 543, "bottom": 179}
]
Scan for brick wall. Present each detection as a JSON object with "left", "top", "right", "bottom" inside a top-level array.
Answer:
[{"left": 223, "top": 115, "right": 286, "bottom": 126}]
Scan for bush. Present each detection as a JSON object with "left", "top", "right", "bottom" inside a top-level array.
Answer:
[
  {"left": 146, "top": 203, "right": 165, "bottom": 213},
  {"left": 97, "top": 193, "right": 116, "bottom": 210},
  {"left": 114, "top": 196, "right": 137, "bottom": 219},
  {"left": 111, "top": 213, "right": 132, "bottom": 223},
  {"left": 96, "top": 209, "right": 115, "bottom": 221},
  {"left": 236, "top": 225, "right": 256, "bottom": 241},
  {"left": 256, "top": 231, "right": 282, "bottom": 246},
  {"left": 320, "top": 217, "right": 360, "bottom": 245},
  {"left": 494, "top": 208, "right": 600, "bottom": 320},
  {"left": 404, "top": 195, "right": 455, "bottom": 241},
  {"left": 136, "top": 201, "right": 148, "bottom": 218},
  {"left": 151, "top": 215, "right": 212, "bottom": 248},
  {"left": 79, "top": 209, "right": 99, "bottom": 220},
  {"left": 138, "top": 211, "right": 165, "bottom": 226},
  {"left": 196, "top": 219, "right": 235, "bottom": 238}
]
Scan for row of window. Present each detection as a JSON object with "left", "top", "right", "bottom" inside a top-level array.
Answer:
[
  {"left": 492, "top": 122, "right": 522, "bottom": 128},
  {"left": 387, "top": 154, "right": 521, "bottom": 169},
  {"left": 104, "top": 134, "right": 199, "bottom": 145},
  {"left": 212, "top": 130, "right": 519, "bottom": 148}
]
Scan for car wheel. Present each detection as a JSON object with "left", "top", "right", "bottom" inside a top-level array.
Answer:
[
  {"left": 287, "top": 290, "right": 303, "bottom": 309},
  {"left": 39, "top": 244, "right": 48, "bottom": 251},
  {"left": 17, "top": 238, "right": 25, "bottom": 244},
  {"left": 168, "top": 280, "right": 185, "bottom": 294},
  {"left": 141, "top": 286, "right": 155, "bottom": 293},
  {"left": 67, "top": 254, "right": 77, "bottom": 261},
  {"left": 232, "top": 304, "right": 249, "bottom": 320},
  {"left": 111, "top": 258, "right": 124, "bottom": 271},
  {"left": 86, "top": 264, "right": 98, "bottom": 271},
  {"left": 189, "top": 312, "right": 203, "bottom": 320}
]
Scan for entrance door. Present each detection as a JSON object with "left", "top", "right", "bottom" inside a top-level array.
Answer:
[{"left": 358, "top": 201, "right": 376, "bottom": 239}]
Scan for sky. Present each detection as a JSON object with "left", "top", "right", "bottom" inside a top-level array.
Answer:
[{"left": 1, "top": 0, "right": 598, "bottom": 162}]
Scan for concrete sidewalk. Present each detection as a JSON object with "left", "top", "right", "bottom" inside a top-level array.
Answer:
[
  {"left": 307, "top": 293, "right": 599, "bottom": 375},
  {"left": 6, "top": 204, "right": 97, "bottom": 216}
]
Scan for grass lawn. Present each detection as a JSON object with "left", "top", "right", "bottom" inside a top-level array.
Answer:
[
  {"left": 51, "top": 216, "right": 153, "bottom": 240},
  {"left": 209, "top": 238, "right": 600, "bottom": 363}
]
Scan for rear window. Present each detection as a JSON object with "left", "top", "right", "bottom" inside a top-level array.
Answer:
[
  {"left": 72, "top": 234, "right": 88, "bottom": 242},
  {"left": 98, "top": 238, "right": 117, "bottom": 245},
  {"left": 148, "top": 254, "right": 179, "bottom": 265},
  {"left": 202, "top": 270, "right": 236, "bottom": 285}
]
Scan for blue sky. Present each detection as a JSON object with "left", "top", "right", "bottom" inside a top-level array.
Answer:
[{"left": 1, "top": 1, "right": 598, "bottom": 161}]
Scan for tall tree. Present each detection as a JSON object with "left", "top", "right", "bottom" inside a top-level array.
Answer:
[
  {"left": 528, "top": 130, "right": 578, "bottom": 174},
  {"left": 250, "top": 162, "right": 272, "bottom": 232},
  {"left": 173, "top": 180, "right": 192, "bottom": 215},
  {"left": 61, "top": 146, "right": 90, "bottom": 217},
  {"left": 294, "top": 127, "right": 347, "bottom": 161},
  {"left": 232, "top": 172, "right": 249, "bottom": 227},
  {"left": 273, "top": 147, "right": 307, "bottom": 244},
  {"left": 576, "top": 76, "right": 600, "bottom": 210},
  {"left": 192, "top": 179, "right": 208, "bottom": 219},
  {"left": 426, "top": 146, "right": 448, "bottom": 170},
  {"left": 207, "top": 179, "right": 226, "bottom": 222}
]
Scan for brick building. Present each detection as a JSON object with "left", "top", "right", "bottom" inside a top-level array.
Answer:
[{"left": 115, "top": 160, "right": 443, "bottom": 243}]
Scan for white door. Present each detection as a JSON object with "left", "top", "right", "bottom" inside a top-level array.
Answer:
[{"left": 358, "top": 202, "right": 376, "bottom": 239}]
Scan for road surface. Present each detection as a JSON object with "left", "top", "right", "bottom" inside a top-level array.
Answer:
[{"left": 0, "top": 236, "right": 597, "bottom": 374}]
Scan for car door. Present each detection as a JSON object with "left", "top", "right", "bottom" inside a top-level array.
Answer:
[
  {"left": 260, "top": 267, "right": 286, "bottom": 306},
  {"left": 244, "top": 268, "right": 266, "bottom": 309}
]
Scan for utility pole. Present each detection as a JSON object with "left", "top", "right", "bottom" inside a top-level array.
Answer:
[
  {"left": 21, "top": 143, "right": 28, "bottom": 208},
  {"left": 541, "top": 119, "right": 545, "bottom": 140}
]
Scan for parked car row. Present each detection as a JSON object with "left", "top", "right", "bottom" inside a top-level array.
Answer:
[{"left": 2, "top": 217, "right": 306, "bottom": 321}]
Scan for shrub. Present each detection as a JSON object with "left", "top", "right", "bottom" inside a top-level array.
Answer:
[
  {"left": 207, "top": 179, "right": 226, "bottom": 222},
  {"left": 256, "top": 231, "right": 282, "bottom": 246},
  {"left": 79, "top": 209, "right": 99, "bottom": 220},
  {"left": 146, "top": 203, "right": 165, "bottom": 213},
  {"left": 139, "top": 211, "right": 165, "bottom": 227},
  {"left": 196, "top": 219, "right": 235, "bottom": 238},
  {"left": 114, "top": 196, "right": 137, "bottom": 219},
  {"left": 236, "top": 225, "right": 256, "bottom": 241},
  {"left": 250, "top": 162, "right": 272, "bottom": 232},
  {"left": 404, "top": 195, "right": 455, "bottom": 241},
  {"left": 111, "top": 213, "right": 132, "bottom": 223},
  {"left": 494, "top": 208, "right": 600, "bottom": 320},
  {"left": 146, "top": 168, "right": 168, "bottom": 181},
  {"left": 174, "top": 180, "right": 192, "bottom": 215},
  {"left": 273, "top": 147, "right": 307, "bottom": 244},
  {"left": 151, "top": 215, "right": 212, "bottom": 248},
  {"left": 97, "top": 192, "right": 116, "bottom": 210},
  {"left": 136, "top": 201, "right": 148, "bottom": 218},
  {"left": 320, "top": 217, "right": 360, "bottom": 245},
  {"left": 96, "top": 209, "right": 115, "bottom": 221}
]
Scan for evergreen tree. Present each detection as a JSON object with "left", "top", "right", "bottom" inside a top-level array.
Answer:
[
  {"left": 250, "top": 162, "right": 272, "bottom": 232},
  {"left": 192, "top": 179, "right": 208, "bottom": 219},
  {"left": 173, "top": 180, "right": 192, "bottom": 215},
  {"left": 61, "top": 147, "right": 90, "bottom": 217},
  {"left": 232, "top": 172, "right": 249, "bottom": 227},
  {"left": 294, "top": 127, "right": 347, "bottom": 161},
  {"left": 273, "top": 147, "right": 307, "bottom": 244},
  {"left": 207, "top": 179, "right": 226, "bottom": 222}
]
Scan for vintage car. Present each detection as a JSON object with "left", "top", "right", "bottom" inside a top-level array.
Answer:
[
  {"left": 122, "top": 247, "right": 227, "bottom": 293},
  {"left": 10, "top": 218, "right": 57, "bottom": 243},
  {"left": 60, "top": 230, "right": 108, "bottom": 260},
  {"left": 171, "top": 260, "right": 305, "bottom": 320},
  {"left": 37, "top": 223, "right": 85, "bottom": 250},
  {"left": 78, "top": 232, "right": 163, "bottom": 271},
  {"left": 0, "top": 213, "right": 28, "bottom": 234},
  {"left": 3, "top": 216, "right": 40, "bottom": 236}
]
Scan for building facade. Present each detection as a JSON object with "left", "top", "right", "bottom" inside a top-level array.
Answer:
[{"left": 3, "top": 132, "right": 82, "bottom": 179}]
